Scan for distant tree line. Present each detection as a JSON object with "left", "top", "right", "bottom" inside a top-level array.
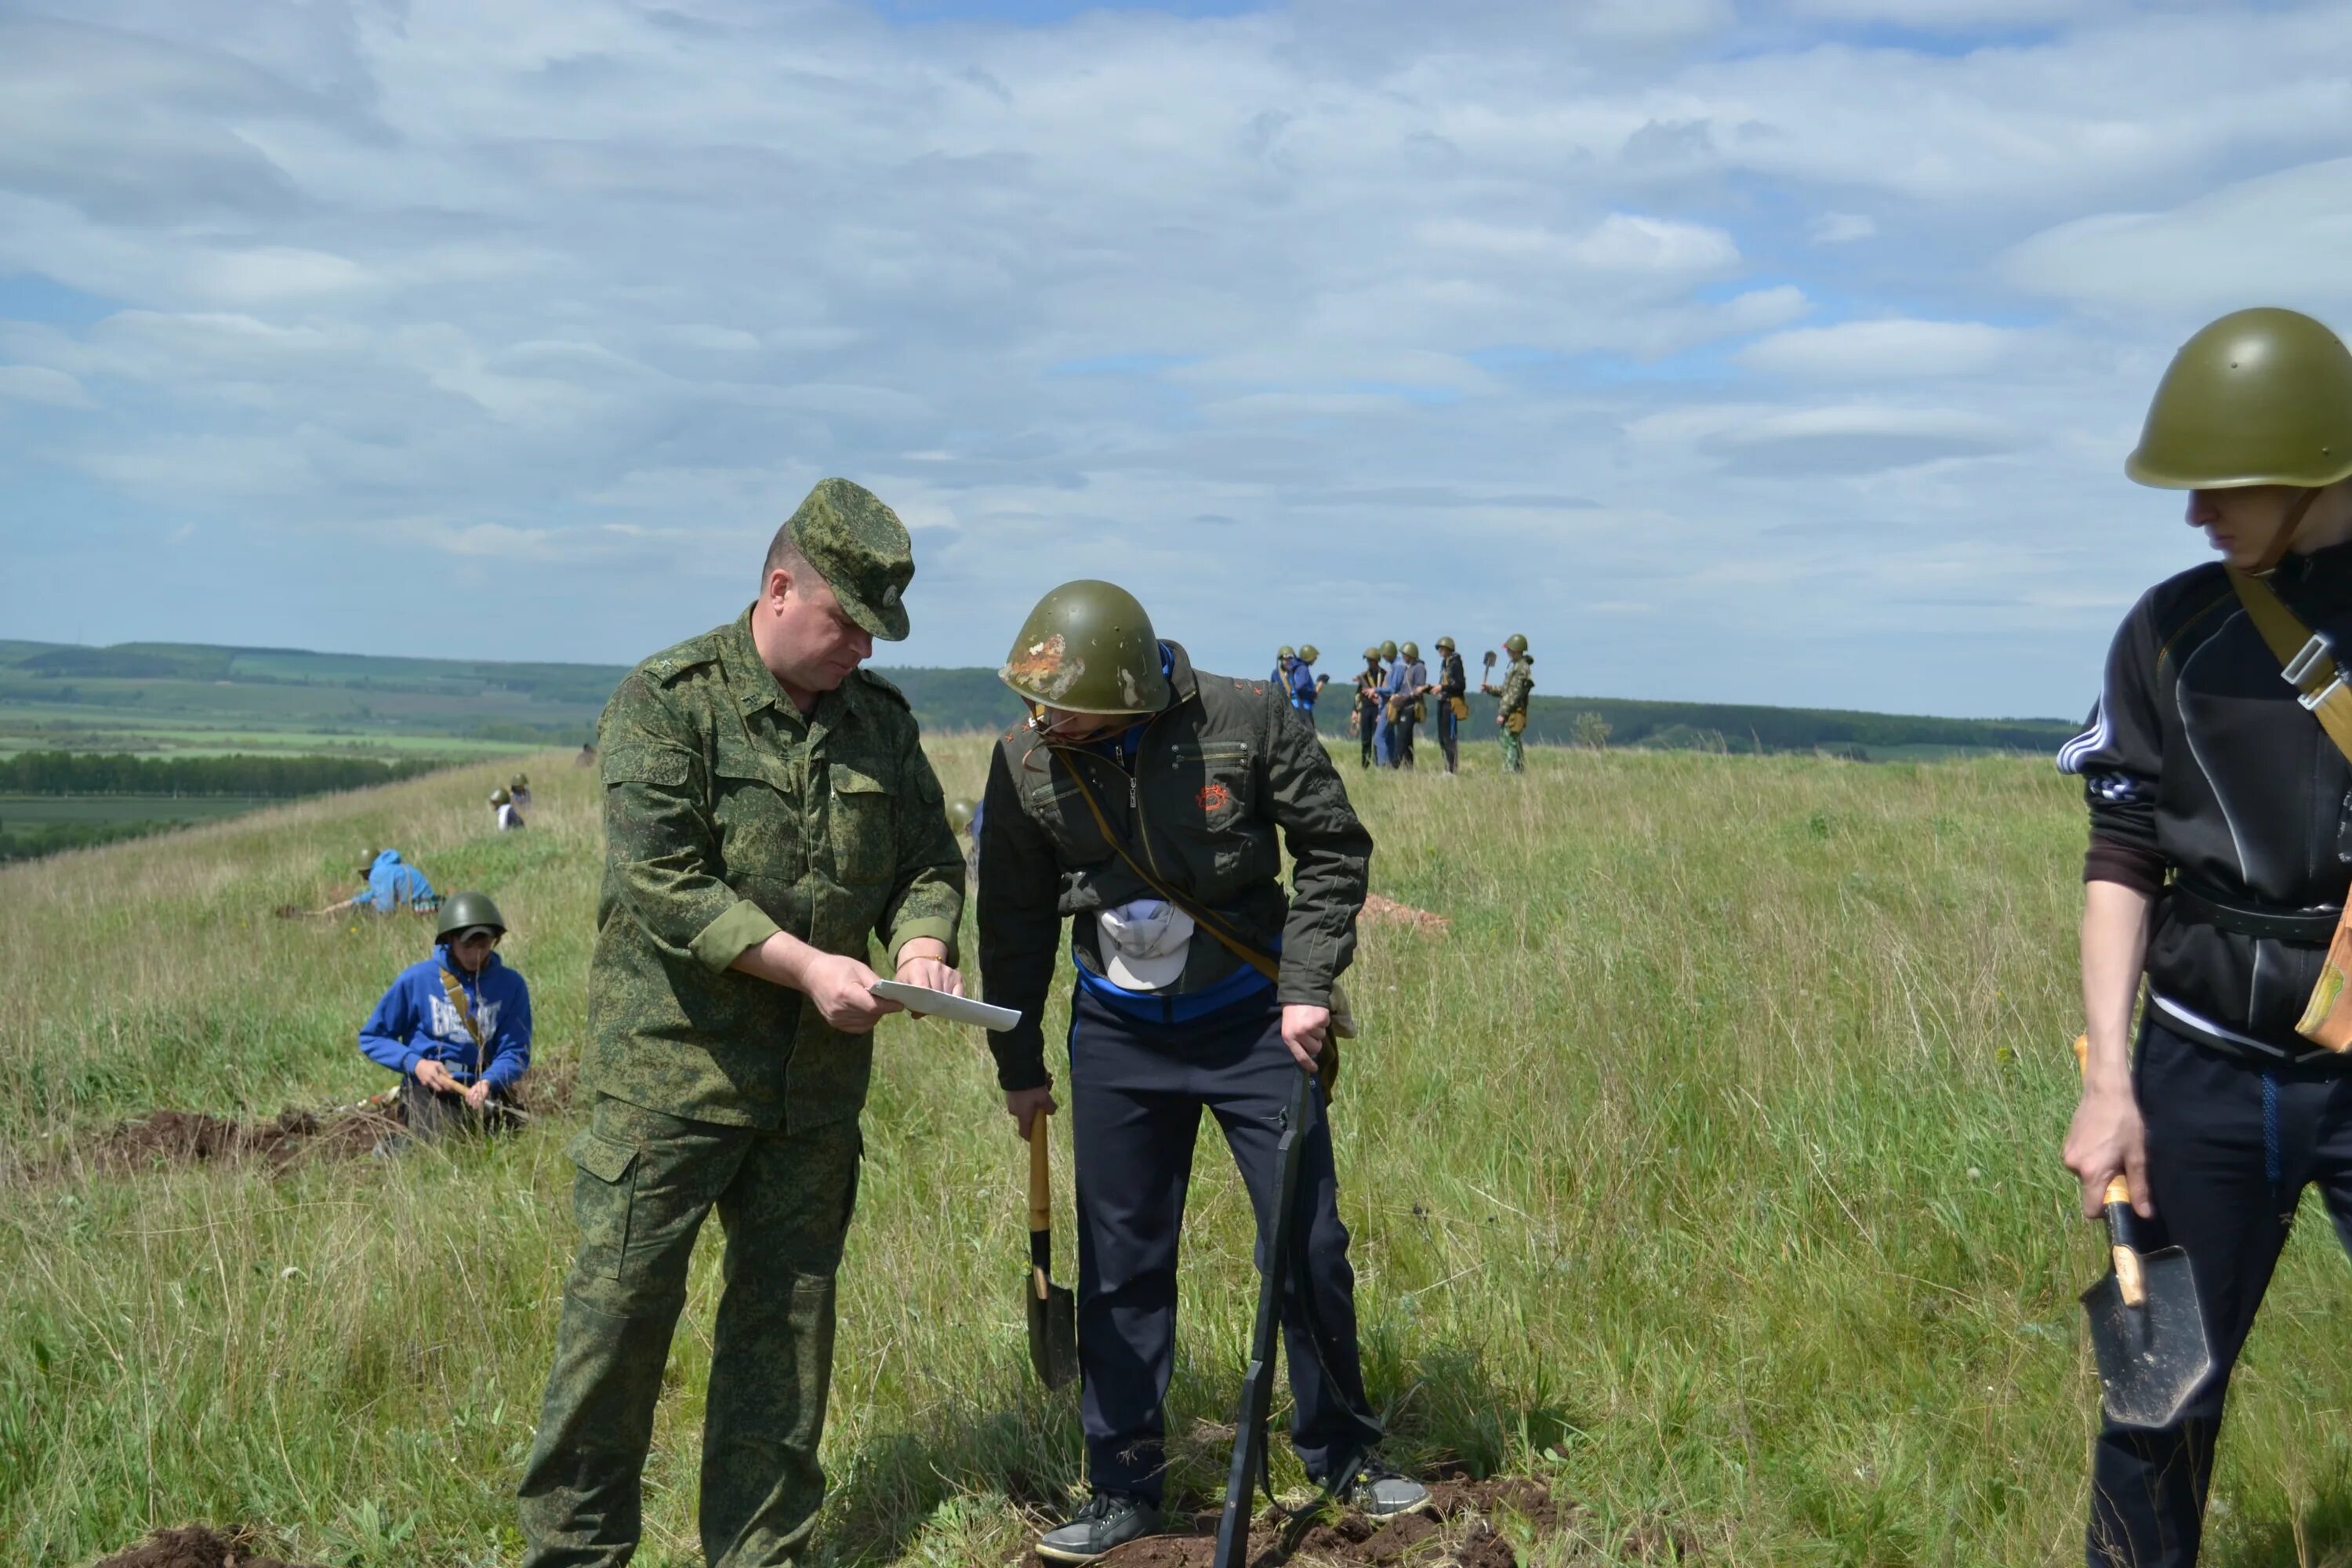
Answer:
[
  {"left": 0, "top": 820, "right": 178, "bottom": 864},
  {"left": 0, "top": 750, "right": 447, "bottom": 797}
]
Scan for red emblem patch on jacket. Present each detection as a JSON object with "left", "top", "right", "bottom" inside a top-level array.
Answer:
[{"left": 1196, "top": 782, "right": 1232, "bottom": 814}]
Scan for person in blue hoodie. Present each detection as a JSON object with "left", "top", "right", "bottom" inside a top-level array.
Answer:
[
  {"left": 359, "top": 889, "right": 532, "bottom": 1137},
  {"left": 318, "top": 848, "right": 440, "bottom": 916}
]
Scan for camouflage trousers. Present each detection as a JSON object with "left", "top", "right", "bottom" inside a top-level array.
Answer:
[
  {"left": 517, "top": 1095, "right": 862, "bottom": 1568},
  {"left": 1499, "top": 724, "right": 1526, "bottom": 773}
]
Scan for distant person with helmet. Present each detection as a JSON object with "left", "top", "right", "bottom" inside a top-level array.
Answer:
[
  {"left": 1352, "top": 647, "right": 1386, "bottom": 768},
  {"left": 2057, "top": 309, "right": 2352, "bottom": 1568},
  {"left": 1288, "top": 643, "right": 1329, "bottom": 720},
  {"left": 1370, "top": 639, "right": 1400, "bottom": 765},
  {"left": 1481, "top": 633, "right": 1534, "bottom": 772},
  {"left": 510, "top": 772, "right": 534, "bottom": 812},
  {"left": 1431, "top": 636, "right": 1468, "bottom": 775},
  {"left": 1381, "top": 641, "right": 1427, "bottom": 768},
  {"left": 311, "top": 848, "right": 438, "bottom": 916},
  {"left": 1272, "top": 644, "right": 1295, "bottom": 687},
  {"left": 979, "top": 580, "right": 1425, "bottom": 1563},
  {"left": 358, "top": 890, "right": 532, "bottom": 1138},
  {"left": 491, "top": 786, "right": 525, "bottom": 831},
  {"left": 517, "top": 479, "right": 965, "bottom": 1568}
]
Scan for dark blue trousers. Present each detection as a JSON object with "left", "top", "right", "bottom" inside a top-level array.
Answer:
[
  {"left": 1066, "top": 986, "right": 1382, "bottom": 1502},
  {"left": 2089, "top": 1018, "right": 2352, "bottom": 1566}
]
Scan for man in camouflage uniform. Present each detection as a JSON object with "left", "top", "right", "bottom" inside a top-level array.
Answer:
[
  {"left": 517, "top": 479, "right": 965, "bottom": 1568},
  {"left": 1481, "top": 633, "right": 1534, "bottom": 773}
]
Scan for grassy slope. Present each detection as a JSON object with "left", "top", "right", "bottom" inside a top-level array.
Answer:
[{"left": 6, "top": 742, "right": 2351, "bottom": 1566}]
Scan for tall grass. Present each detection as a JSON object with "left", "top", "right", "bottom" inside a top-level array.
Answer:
[{"left": 5, "top": 742, "right": 2350, "bottom": 1565}]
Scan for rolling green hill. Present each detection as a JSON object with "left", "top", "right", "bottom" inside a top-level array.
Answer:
[{"left": 0, "top": 639, "right": 2076, "bottom": 763}]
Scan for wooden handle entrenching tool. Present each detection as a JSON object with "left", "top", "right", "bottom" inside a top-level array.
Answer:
[
  {"left": 2069, "top": 1033, "right": 2212, "bottom": 1428},
  {"left": 2073, "top": 1036, "right": 2145, "bottom": 1306},
  {"left": 1024, "top": 1109, "right": 1079, "bottom": 1390}
]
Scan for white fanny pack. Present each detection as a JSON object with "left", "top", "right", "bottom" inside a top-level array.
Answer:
[{"left": 1097, "top": 898, "right": 1196, "bottom": 992}]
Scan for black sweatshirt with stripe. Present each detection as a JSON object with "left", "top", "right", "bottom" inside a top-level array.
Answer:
[{"left": 2060, "top": 544, "right": 2352, "bottom": 1059}]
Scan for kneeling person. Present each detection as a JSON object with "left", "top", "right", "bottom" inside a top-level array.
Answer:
[
  {"left": 980, "top": 580, "right": 1426, "bottom": 1563},
  {"left": 359, "top": 890, "right": 532, "bottom": 1137}
]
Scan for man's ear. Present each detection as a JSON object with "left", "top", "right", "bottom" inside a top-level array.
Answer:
[{"left": 764, "top": 567, "right": 793, "bottom": 609}]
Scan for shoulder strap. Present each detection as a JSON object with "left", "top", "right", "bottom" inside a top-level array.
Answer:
[
  {"left": 439, "top": 968, "right": 489, "bottom": 1077},
  {"left": 2226, "top": 565, "right": 2352, "bottom": 764}
]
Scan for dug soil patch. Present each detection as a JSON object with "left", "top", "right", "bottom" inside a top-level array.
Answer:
[
  {"left": 95, "top": 1523, "right": 322, "bottom": 1568},
  {"left": 83, "top": 1104, "right": 401, "bottom": 1173},
  {"left": 1084, "top": 1478, "right": 1570, "bottom": 1567},
  {"left": 1360, "top": 894, "right": 1450, "bottom": 937}
]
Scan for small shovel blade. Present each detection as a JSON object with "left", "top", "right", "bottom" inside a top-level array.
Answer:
[
  {"left": 2080, "top": 1245, "right": 2211, "bottom": 1429},
  {"left": 1025, "top": 1257, "right": 1078, "bottom": 1391}
]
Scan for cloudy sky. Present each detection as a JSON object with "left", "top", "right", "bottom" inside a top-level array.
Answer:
[{"left": 4, "top": 0, "right": 2350, "bottom": 717}]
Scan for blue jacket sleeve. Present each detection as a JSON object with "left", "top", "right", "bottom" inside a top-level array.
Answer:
[
  {"left": 484, "top": 976, "right": 533, "bottom": 1088},
  {"left": 358, "top": 975, "right": 419, "bottom": 1074}
]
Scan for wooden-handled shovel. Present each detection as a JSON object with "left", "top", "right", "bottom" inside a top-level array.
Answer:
[
  {"left": 1025, "top": 1109, "right": 1079, "bottom": 1390},
  {"left": 2071, "top": 1036, "right": 2210, "bottom": 1428}
]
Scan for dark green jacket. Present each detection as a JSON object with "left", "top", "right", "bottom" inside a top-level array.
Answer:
[
  {"left": 977, "top": 642, "right": 1371, "bottom": 1091},
  {"left": 589, "top": 609, "right": 964, "bottom": 1131}
]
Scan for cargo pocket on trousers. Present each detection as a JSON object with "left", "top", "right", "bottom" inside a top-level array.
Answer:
[{"left": 568, "top": 1128, "right": 641, "bottom": 1281}]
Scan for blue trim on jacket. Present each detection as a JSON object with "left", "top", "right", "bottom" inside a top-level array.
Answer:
[{"left": 359, "top": 949, "right": 532, "bottom": 1087}]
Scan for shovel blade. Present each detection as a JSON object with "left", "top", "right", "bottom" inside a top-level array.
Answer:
[
  {"left": 1025, "top": 1277, "right": 1078, "bottom": 1390},
  {"left": 2080, "top": 1246, "right": 2212, "bottom": 1429}
]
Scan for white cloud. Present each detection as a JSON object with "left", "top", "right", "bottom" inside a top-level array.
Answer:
[
  {"left": 1808, "top": 212, "right": 1876, "bottom": 245},
  {"left": 0, "top": 364, "right": 93, "bottom": 408},
  {"left": 1738, "top": 320, "right": 2024, "bottom": 380},
  {"left": 2003, "top": 155, "right": 2352, "bottom": 321},
  {"left": 2, "top": 0, "right": 2350, "bottom": 716}
]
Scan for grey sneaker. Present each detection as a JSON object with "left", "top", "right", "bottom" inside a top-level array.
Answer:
[
  {"left": 1036, "top": 1491, "right": 1166, "bottom": 1563},
  {"left": 1342, "top": 1456, "right": 1430, "bottom": 1519}
]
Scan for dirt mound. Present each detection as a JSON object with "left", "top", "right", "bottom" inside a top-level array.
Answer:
[
  {"left": 1085, "top": 1478, "right": 1573, "bottom": 1567},
  {"left": 86, "top": 1104, "right": 401, "bottom": 1173},
  {"left": 1361, "top": 893, "right": 1450, "bottom": 936},
  {"left": 94, "top": 1523, "right": 321, "bottom": 1568}
]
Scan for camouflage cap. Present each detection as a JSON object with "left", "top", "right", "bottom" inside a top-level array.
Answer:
[{"left": 785, "top": 478, "right": 915, "bottom": 641}]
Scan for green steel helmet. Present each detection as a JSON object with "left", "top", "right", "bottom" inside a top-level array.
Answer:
[
  {"left": 1399, "top": 641, "right": 1421, "bottom": 661},
  {"left": 1435, "top": 636, "right": 1455, "bottom": 652},
  {"left": 1380, "top": 640, "right": 1398, "bottom": 659},
  {"left": 1363, "top": 647, "right": 1381, "bottom": 662},
  {"left": 490, "top": 786, "right": 511, "bottom": 804},
  {"left": 2128, "top": 308, "right": 2352, "bottom": 490},
  {"left": 1504, "top": 633, "right": 1529, "bottom": 655},
  {"left": 1000, "top": 580, "right": 1172, "bottom": 716},
  {"left": 510, "top": 772, "right": 528, "bottom": 789},
  {"left": 1298, "top": 644, "right": 1319, "bottom": 664},
  {"left": 1278, "top": 644, "right": 1295, "bottom": 660},
  {"left": 435, "top": 889, "right": 508, "bottom": 941},
  {"left": 947, "top": 798, "right": 976, "bottom": 833}
]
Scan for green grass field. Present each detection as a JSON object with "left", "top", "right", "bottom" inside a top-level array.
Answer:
[{"left": 7, "top": 741, "right": 2352, "bottom": 1565}]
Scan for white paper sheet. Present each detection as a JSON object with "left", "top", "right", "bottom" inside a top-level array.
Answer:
[{"left": 869, "top": 980, "right": 1022, "bottom": 1032}]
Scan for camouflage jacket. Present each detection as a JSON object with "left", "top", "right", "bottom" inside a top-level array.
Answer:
[
  {"left": 977, "top": 642, "right": 1372, "bottom": 1091},
  {"left": 588, "top": 609, "right": 964, "bottom": 1131},
  {"left": 1497, "top": 656, "right": 1534, "bottom": 717}
]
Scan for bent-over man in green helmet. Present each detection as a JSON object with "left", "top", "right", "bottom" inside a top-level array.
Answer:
[
  {"left": 2057, "top": 309, "right": 2352, "bottom": 1567},
  {"left": 517, "top": 479, "right": 965, "bottom": 1567},
  {"left": 979, "top": 580, "right": 1427, "bottom": 1563},
  {"left": 358, "top": 890, "right": 533, "bottom": 1139}
]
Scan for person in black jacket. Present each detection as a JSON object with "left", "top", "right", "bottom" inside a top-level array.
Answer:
[
  {"left": 2060, "top": 307, "right": 2352, "bottom": 1567},
  {"left": 1431, "top": 635, "right": 1468, "bottom": 774},
  {"left": 979, "top": 580, "right": 1425, "bottom": 1563}
]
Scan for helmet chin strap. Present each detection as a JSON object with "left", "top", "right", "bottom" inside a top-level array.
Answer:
[{"left": 2251, "top": 488, "right": 2323, "bottom": 574}]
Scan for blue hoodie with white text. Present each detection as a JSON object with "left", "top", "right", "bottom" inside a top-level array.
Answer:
[{"left": 358, "top": 948, "right": 532, "bottom": 1088}]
